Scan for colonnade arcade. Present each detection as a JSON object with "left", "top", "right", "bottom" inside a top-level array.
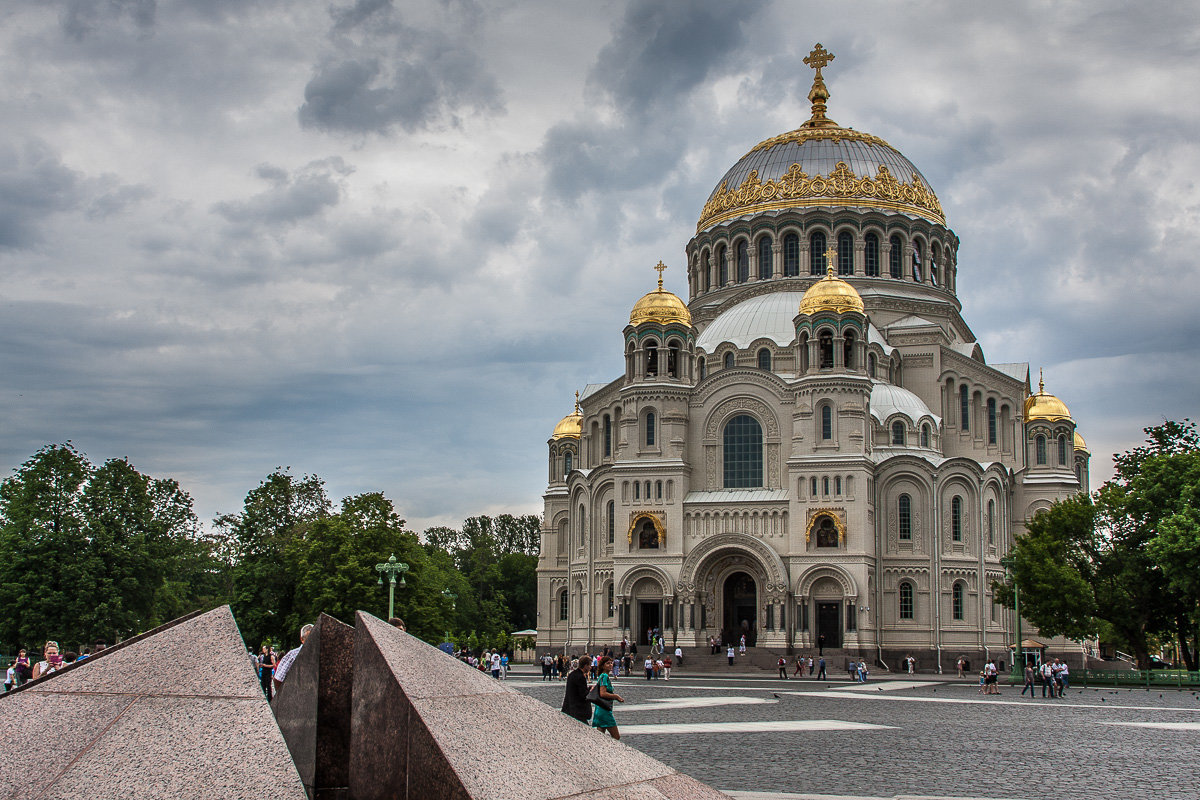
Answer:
[{"left": 612, "top": 533, "right": 860, "bottom": 650}]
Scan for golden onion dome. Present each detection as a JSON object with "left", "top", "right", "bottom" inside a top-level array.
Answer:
[
  {"left": 1024, "top": 372, "right": 1072, "bottom": 422},
  {"left": 1074, "top": 431, "right": 1089, "bottom": 452},
  {"left": 551, "top": 393, "right": 582, "bottom": 440},
  {"left": 798, "top": 263, "right": 864, "bottom": 316},
  {"left": 630, "top": 261, "right": 692, "bottom": 327}
]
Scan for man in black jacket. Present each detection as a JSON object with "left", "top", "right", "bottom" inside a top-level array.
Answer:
[{"left": 561, "top": 654, "right": 592, "bottom": 724}]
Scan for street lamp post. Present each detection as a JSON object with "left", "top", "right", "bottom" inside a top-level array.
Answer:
[
  {"left": 1000, "top": 555, "right": 1022, "bottom": 675},
  {"left": 375, "top": 553, "right": 409, "bottom": 620},
  {"left": 441, "top": 589, "right": 457, "bottom": 646}
]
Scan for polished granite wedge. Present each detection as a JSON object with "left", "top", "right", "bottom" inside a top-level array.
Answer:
[
  {"left": 273, "top": 612, "right": 355, "bottom": 799},
  {"left": 347, "top": 611, "right": 728, "bottom": 800},
  {"left": 0, "top": 606, "right": 306, "bottom": 800}
]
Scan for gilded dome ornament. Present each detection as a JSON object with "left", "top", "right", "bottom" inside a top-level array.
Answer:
[
  {"left": 1024, "top": 370, "right": 1073, "bottom": 422},
  {"left": 629, "top": 261, "right": 692, "bottom": 327},
  {"left": 1074, "top": 431, "right": 1089, "bottom": 453},
  {"left": 697, "top": 44, "right": 944, "bottom": 231},
  {"left": 551, "top": 391, "right": 582, "bottom": 439},
  {"left": 798, "top": 248, "right": 865, "bottom": 316}
]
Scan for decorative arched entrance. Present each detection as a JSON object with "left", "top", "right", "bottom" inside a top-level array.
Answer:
[
  {"left": 810, "top": 576, "right": 845, "bottom": 648},
  {"left": 723, "top": 572, "right": 758, "bottom": 647},
  {"left": 631, "top": 576, "right": 663, "bottom": 646}
]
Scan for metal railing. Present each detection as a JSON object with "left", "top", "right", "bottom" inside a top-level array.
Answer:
[{"left": 1008, "top": 668, "right": 1200, "bottom": 688}]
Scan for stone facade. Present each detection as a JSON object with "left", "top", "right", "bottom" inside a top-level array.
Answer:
[{"left": 537, "top": 63, "right": 1090, "bottom": 671}]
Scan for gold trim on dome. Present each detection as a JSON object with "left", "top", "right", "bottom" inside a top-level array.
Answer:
[
  {"left": 750, "top": 126, "right": 894, "bottom": 153},
  {"left": 627, "top": 511, "right": 666, "bottom": 546},
  {"left": 698, "top": 160, "right": 944, "bottom": 232},
  {"left": 805, "top": 508, "right": 846, "bottom": 545},
  {"left": 1023, "top": 369, "right": 1072, "bottom": 423},
  {"left": 551, "top": 391, "right": 582, "bottom": 440},
  {"left": 798, "top": 259, "right": 865, "bottom": 316},
  {"left": 629, "top": 261, "right": 692, "bottom": 327}
]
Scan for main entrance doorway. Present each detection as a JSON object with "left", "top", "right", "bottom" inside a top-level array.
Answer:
[
  {"left": 723, "top": 572, "right": 757, "bottom": 647},
  {"left": 638, "top": 601, "right": 661, "bottom": 645},
  {"left": 816, "top": 602, "right": 841, "bottom": 648}
]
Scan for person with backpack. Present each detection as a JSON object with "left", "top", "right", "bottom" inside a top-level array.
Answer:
[{"left": 777, "top": 656, "right": 788, "bottom": 679}]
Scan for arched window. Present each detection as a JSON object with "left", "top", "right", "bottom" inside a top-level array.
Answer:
[
  {"left": 607, "top": 583, "right": 614, "bottom": 617},
  {"left": 736, "top": 240, "right": 749, "bottom": 283},
  {"left": 892, "top": 421, "right": 906, "bottom": 445},
  {"left": 921, "top": 423, "right": 931, "bottom": 448},
  {"left": 717, "top": 244, "right": 728, "bottom": 285},
  {"left": 656, "top": 480, "right": 662, "bottom": 499},
  {"left": 559, "top": 589, "right": 568, "bottom": 621},
  {"left": 815, "top": 515, "right": 839, "bottom": 547},
  {"left": 987, "top": 499, "right": 995, "bottom": 545},
  {"left": 810, "top": 231, "right": 827, "bottom": 275},
  {"left": 912, "top": 240, "right": 923, "bottom": 282},
  {"left": 634, "top": 480, "right": 640, "bottom": 500},
  {"left": 645, "top": 411, "right": 656, "bottom": 447},
  {"left": 758, "top": 236, "right": 773, "bottom": 279},
  {"left": 603, "top": 414, "right": 613, "bottom": 457},
  {"left": 578, "top": 504, "right": 586, "bottom": 545},
  {"left": 987, "top": 398, "right": 997, "bottom": 445},
  {"left": 667, "top": 339, "right": 681, "bottom": 378},
  {"left": 868, "top": 353, "right": 877, "bottom": 378},
  {"left": 798, "top": 332, "right": 809, "bottom": 373},
  {"left": 1036, "top": 434, "right": 1047, "bottom": 465},
  {"left": 563, "top": 451, "right": 572, "bottom": 477},
  {"left": 723, "top": 414, "right": 763, "bottom": 489},
  {"left": 821, "top": 404, "right": 833, "bottom": 440},
  {"left": 838, "top": 231, "right": 853, "bottom": 275},
  {"left": 757, "top": 348, "right": 771, "bottom": 370},
  {"left": 723, "top": 351, "right": 735, "bottom": 369},
  {"left": 698, "top": 356, "right": 707, "bottom": 380},
  {"left": 898, "top": 494, "right": 912, "bottom": 540},
  {"left": 835, "top": 475, "right": 842, "bottom": 495},
  {"left": 823, "top": 476, "right": 829, "bottom": 495},
  {"left": 931, "top": 242, "right": 940, "bottom": 286},
  {"left": 864, "top": 232, "right": 880, "bottom": 276},
  {"left": 1058, "top": 434, "right": 1068, "bottom": 465},
  {"left": 889, "top": 235, "right": 903, "bottom": 278},
  {"left": 843, "top": 330, "right": 856, "bottom": 369},
  {"left": 810, "top": 476, "right": 818, "bottom": 497},
  {"left": 951, "top": 495, "right": 963, "bottom": 542},
  {"left": 952, "top": 582, "right": 965, "bottom": 620},
  {"left": 959, "top": 384, "right": 970, "bottom": 431},
  {"left": 701, "top": 251, "right": 711, "bottom": 291},
  {"left": 607, "top": 500, "right": 615, "bottom": 544},
  {"left": 638, "top": 519, "right": 659, "bottom": 549},
  {"left": 899, "top": 581, "right": 914, "bottom": 619},
  {"left": 783, "top": 233, "right": 800, "bottom": 276},
  {"left": 645, "top": 340, "right": 658, "bottom": 376},
  {"left": 818, "top": 329, "right": 833, "bottom": 368}
]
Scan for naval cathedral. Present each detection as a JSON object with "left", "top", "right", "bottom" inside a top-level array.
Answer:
[{"left": 536, "top": 46, "right": 1090, "bottom": 669}]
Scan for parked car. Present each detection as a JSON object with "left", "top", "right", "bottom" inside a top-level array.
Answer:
[{"left": 1147, "top": 657, "right": 1174, "bottom": 669}]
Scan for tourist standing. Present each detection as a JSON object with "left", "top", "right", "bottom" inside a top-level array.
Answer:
[
  {"left": 257, "top": 644, "right": 276, "bottom": 699},
  {"left": 817, "top": 656, "right": 827, "bottom": 680},
  {"left": 561, "top": 654, "right": 591, "bottom": 723},
  {"left": 777, "top": 656, "right": 788, "bottom": 679},
  {"left": 1058, "top": 660, "right": 1069, "bottom": 693},
  {"left": 674, "top": 645, "right": 683, "bottom": 667},
  {"left": 727, "top": 644, "right": 735, "bottom": 666},
  {"left": 644, "top": 655, "right": 654, "bottom": 680},
  {"left": 1021, "top": 663, "right": 1035, "bottom": 698},
  {"left": 5, "top": 662, "right": 15, "bottom": 691},
  {"left": 32, "top": 641, "right": 64, "bottom": 681},
  {"left": 590, "top": 656, "right": 625, "bottom": 740},
  {"left": 273, "top": 623, "right": 312, "bottom": 694},
  {"left": 793, "top": 654, "right": 805, "bottom": 678},
  {"left": 1040, "top": 660, "right": 1054, "bottom": 699}
]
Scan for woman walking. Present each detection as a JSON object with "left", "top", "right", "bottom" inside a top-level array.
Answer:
[{"left": 591, "top": 656, "right": 625, "bottom": 740}]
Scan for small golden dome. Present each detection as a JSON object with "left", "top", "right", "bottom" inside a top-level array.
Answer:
[
  {"left": 798, "top": 264, "right": 864, "bottom": 316},
  {"left": 551, "top": 393, "right": 582, "bottom": 440},
  {"left": 630, "top": 261, "right": 692, "bottom": 327},
  {"left": 1024, "top": 371, "right": 1072, "bottom": 422},
  {"left": 1074, "top": 431, "right": 1089, "bottom": 452}
]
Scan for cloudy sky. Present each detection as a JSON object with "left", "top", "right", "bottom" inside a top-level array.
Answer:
[{"left": 2, "top": 0, "right": 1198, "bottom": 532}]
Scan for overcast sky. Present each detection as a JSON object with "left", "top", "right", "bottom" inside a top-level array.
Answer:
[{"left": 2, "top": 0, "right": 1198, "bottom": 532}]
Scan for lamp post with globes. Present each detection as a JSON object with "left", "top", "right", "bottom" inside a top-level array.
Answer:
[
  {"left": 1000, "top": 555, "right": 1022, "bottom": 677},
  {"left": 441, "top": 589, "right": 457, "bottom": 647},
  {"left": 375, "top": 554, "right": 409, "bottom": 621}
]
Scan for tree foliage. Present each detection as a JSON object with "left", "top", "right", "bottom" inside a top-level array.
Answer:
[{"left": 1000, "top": 420, "right": 1200, "bottom": 668}]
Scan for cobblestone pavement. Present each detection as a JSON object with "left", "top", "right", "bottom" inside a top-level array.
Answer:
[{"left": 512, "top": 672, "right": 1200, "bottom": 799}]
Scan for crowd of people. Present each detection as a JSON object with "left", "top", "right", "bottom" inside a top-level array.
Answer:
[{"left": 4, "top": 639, "right": 108, "bottom": 691}]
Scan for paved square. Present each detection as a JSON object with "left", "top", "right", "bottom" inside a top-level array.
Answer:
[{"left": 512, "top": 671, "right": 1200, "bottom": 800}]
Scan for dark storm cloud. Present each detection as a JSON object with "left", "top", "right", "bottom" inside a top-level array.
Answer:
[
  {"left": 60, "top": 0, "right": 157, "bottom": 41},
  {"left": 0, "top": 141, "right": 80, "bottom": 249},
  {"left": 212, "top": 157, "right": 353, "bottom": 228},
  {"left": 298, "top": 0, "right": 503, "bottom": 135}
]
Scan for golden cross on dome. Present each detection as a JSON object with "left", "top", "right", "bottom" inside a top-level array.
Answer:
[
  {"left": 1038, "top": 368, "right": 1044, "bottom": 394},
  {"left": 654, "top": 260, "right": 668, "bottom": 290},
  {"left": 824, "top": 246, "right": 839, "bottom": 275},
  {"left": 574, "top": 390, "right": 580, "bottom": 413},
  {"left": 802, "top": 43, "right": 838, "bottom": 129},
  {"left": 804, "top": 43, "right": 835, "bottom": 76}
]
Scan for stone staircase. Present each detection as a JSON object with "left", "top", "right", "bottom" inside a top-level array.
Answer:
[{"left": 660, "top": 645, "right": 873, "bottom": 675}]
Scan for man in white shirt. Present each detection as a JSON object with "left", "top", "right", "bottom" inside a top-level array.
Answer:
[
  {"left": 490, "top": 651, "right": 502, "bottom": 679},
  {"left": 273, "top": 623, "right": 313, "bottom": 692},
  {"left": 1058, "top": 661, "right": 1069, "bottom": 694},
  {"left": 1040, "top": 661, "right": 1054, "bottom": 699},
  {"left": 644, "top": 656, "right": 654, "bottom": 680},
  {"left": 674, "top": 646, "right": 683, "bottom": 667}
]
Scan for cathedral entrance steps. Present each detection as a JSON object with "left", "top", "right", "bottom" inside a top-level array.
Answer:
[{"left": 659, "top": 646, "right": 870, "bottom": 674}]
